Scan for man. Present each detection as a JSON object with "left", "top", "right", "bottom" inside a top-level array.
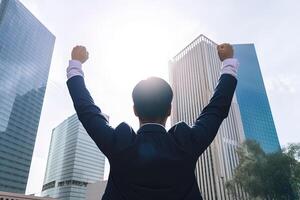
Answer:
[{"left": 67, "top": 43, "right": 238, "bottom": 200}]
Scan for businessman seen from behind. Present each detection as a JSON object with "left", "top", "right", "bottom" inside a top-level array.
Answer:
[{"left": 67, "top": 43, "right": 238, "bottom": 200}]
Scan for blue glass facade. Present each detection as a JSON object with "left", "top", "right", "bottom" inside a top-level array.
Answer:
[
  {"left": 41, "top": 114, "right": 105, "bottom": 200},
  {"left": 0, "top": 0, "right": 55, "bottom": 193},
  {"left": 233, "top": 44, "right": 280, "bottom": 153}
]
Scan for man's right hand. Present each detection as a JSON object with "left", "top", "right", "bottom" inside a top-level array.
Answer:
[
  {"left": 217, "top": 43, "right": 233, "bottom": 62},
  {"left": 71, "top": 45, "right": 89, "bottom": 64}
]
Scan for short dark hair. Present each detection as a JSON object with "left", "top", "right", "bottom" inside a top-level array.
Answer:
[{"left": 132, "top": 77, "right": 173, "bottom": 120}]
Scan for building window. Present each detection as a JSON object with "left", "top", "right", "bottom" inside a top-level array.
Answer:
[
  {"left": 42, "top": 180, "right": 56, "bottom": 191},
  {"left": 56, "top": 179, "right": 88, "bottom": 187}
]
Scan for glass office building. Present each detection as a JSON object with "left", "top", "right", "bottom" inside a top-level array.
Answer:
[
  {"left": 0, "top": 0, "right": 55, "bottom": 193},
  {"left": 41, "top": 114, "right": 106, "bottom": 200},
  {"left": 233, "top": 44, "right": 280, "bottom": 153}
]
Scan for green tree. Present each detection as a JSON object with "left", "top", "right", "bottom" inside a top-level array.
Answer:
[{"left": 226, "top": 140, "right": 300, "bottom": 199}]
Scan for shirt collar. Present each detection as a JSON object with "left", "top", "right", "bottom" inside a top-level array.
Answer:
[{"left": 137, "top": 123, "right": 167, "bottom": 134}]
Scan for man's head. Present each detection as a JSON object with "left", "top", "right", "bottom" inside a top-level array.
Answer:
[{"left": 132, "top": 77, "right": 173, "bottom": 126}]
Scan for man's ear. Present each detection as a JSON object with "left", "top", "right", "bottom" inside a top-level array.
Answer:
[
  {"left": 166, "top": 105, "right": 171, "bottom": 116},
  {"left": 133, "top": 105, "right": 139, "bottom": 117}
]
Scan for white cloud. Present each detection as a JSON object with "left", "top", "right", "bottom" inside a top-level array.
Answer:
[{"left": 265, "top": 75, "right": 298, "bottom": 94}]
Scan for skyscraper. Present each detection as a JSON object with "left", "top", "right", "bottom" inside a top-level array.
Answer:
[
  {"left": 41, "top": 114, "right": 106, "bottom": 200},
  {"left": 0, "top": 0, "right": 55, "bottom": 193},
  {"left": 169, "top": 35, "right": 245, "bottom": 200},
  {"left": 233, "top": 44, "right": 280, "bottom": 153}
]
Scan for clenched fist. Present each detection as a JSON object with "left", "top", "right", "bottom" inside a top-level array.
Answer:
[
  {"left": 71, "top": 45, "right": 89, "bottom": 64},
  {"left": 217, "top": 43, "right": 233, "bottom": 62}
]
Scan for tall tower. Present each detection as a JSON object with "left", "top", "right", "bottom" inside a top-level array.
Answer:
[
  {"left": 41, "top": 114, "right": 106, "bottom": 200},
  {"left": 0, "top": 0, "right": 55, "bottom": 193},
  {"left": 233, "top": 44, "right": 280, "bottom": 153},
  {"left": 169, "top": 35, "right": 245, "bottom": 199}
]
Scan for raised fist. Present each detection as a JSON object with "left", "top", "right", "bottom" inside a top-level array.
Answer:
[
  {"left": 217, "top": 43, "right": 233, "bottom": 62},
  {"left": 71, "top": 45, "right": 89, "bottom": 64}
]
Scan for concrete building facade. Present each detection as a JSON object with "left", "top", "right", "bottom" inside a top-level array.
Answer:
[
  {"left": 86, "top": 181, "right": 107, "bottom": 200},
  {"left": 169, "top": 35, "right": 246, "bottom": 199},
  {"left": 0, "top": 191, "right": 54, "bottom": 200}
]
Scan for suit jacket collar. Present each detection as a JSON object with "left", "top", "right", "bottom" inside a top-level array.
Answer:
[{"left": 137, "top": 123, "right": 167, "bottom": 134}]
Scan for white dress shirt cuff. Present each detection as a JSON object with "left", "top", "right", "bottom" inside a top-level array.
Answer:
[
  {"left": 67, "top": 60, "right": 84, "bottom": 79},
  {"left": 221, "top": 58, "right": 239, "bottom": 78}
]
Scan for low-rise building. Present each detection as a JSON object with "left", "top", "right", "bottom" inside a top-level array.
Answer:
[
  {"left": 0, "top": 191, "right": 54, "bottom": 200},
  {"left": 86, "top": 181, "right": 107, "bottom": 200}
]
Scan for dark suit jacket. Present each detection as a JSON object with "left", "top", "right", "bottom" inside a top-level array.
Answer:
[{"left": 67, "top": 74, "right": 237, "bottom": 200}]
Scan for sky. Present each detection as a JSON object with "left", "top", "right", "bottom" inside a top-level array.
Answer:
[{"left": 17, "top": 0, "right": 300, "bottom": 195}]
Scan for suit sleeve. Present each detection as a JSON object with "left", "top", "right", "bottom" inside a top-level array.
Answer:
[
  {"left": 67, "top": 75, "right": 115, "bottom": 157},
  {"left": 191, "top": 74, "right": 237, "bottom": 156}
]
